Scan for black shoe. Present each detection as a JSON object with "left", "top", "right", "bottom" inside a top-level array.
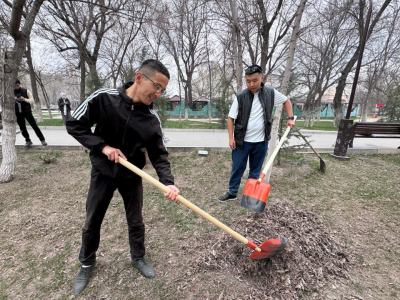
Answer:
[
  {"left": 131, "top": 258, "right": 155, "bottom": 279},
  {"left": 24, "top": 140, "right": 33, "bottom": 147},
  {"left": 41, "top": 140, "right": 47, "bottom": 146},
  {"left": 218, "top": 192, "right": 237, "bottom": 202},
  {"left": 73, "top": 265, "right": 94, "bottom": 295}
]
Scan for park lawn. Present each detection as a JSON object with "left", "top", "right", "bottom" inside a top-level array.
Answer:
[
  {"left": 0, "top": 150, "right": 399, "bottom": 299},
  {"left": 35, "top": 117, "right": 339, "bottom": 131},
  {"left": 164, "top": 119, "right": 221, "bottom": 129},
  {"left": 32, "top": 111, "right": 363, "bottom": 131},
  {"left": 35, "top": 118, "right": 65, "bottom": 126},
  {"left": 34, "top": 117, "right": 222, "bottom": 129}
]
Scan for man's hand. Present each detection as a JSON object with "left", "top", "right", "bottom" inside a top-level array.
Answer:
[
  {"left": 229, "top": 138, "right": 236, "bottom": 150},
  {"left": 164, "top": 185, "right": 180, "bottom": 203},
  {"left": 102, "top": 145, "right": 127, "bottom": 163},
  {"left": 287, "top": 119, "right": 295, "bottom": 129}
]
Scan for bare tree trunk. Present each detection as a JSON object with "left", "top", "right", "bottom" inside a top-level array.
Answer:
[
  {"left": 79, "top": 52, "right": 86, "bottom": 102},
  {"left": 361, "top": 90, "right": 372, "bottom": 122},
  {"left": 229, "top": 0, "right": 243, "bottom": 92},
  {"left": 332, "top": 0, "right": 392, "bottom": 126},
  {"left": 207, "top": 38, "right": 212, "bottom": 121},
  {"left": 0, "top": 0, "right": 45, "bottom": 183},
  {"left": 0, "top": 50, "right": 18, "bottom": 183},
  {"left": 26, "top": 38, "right": 43, "bottom": 122},
  {"left": 35, "top": 72, "right": 53, "bottom": 119},
  {"left": 178, "top": 74, "right": 182, "bottom": 121},
  {"left": 264, "top": 0, "right": 306, "bottom": 182}
]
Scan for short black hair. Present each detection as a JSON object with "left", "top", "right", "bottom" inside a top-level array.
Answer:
[
  {"left": 245, "top": 65, "right": 262, "bottom": 75},
  {"left": 139, "top": 59, "right": 170, "bottom": 79},
  {"left": 15, "top": 79, "right": 20, "bottom": 84}
]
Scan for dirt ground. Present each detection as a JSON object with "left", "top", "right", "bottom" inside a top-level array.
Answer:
[{"left": 0, "top": 149, "right": 399, "bottom": 300}]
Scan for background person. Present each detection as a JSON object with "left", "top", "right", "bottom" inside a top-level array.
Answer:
[
  {"left": 218, "top": 65, "right": 295, "bottom": 202},
  {"left": 14, "top": 79, "right": 47, "bottom": 147},
  {"left": 66, "top": 59, "right": 180, "bottom": 295},
  {"left": 58, "top": 92, "right": 72, "bottom": 124}
]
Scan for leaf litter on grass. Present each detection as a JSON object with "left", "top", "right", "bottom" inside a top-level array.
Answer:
[{"left": 189, "top": 203, "right": 353, "bottom": 299}]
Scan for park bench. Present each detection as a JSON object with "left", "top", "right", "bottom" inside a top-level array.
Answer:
[{"left": 349, "top": 122, "right": 400, "bottom": 148}]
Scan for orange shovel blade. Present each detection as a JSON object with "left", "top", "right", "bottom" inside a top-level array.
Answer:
[
  {"left": 250, "top": 238, "right": 287, "bottom": 260},
  {"left": 241, "top": 178, "right": 271, "bottom": 213}
]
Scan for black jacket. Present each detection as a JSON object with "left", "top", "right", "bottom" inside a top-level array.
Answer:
[
  {"left": 14, "top": 88, "right": 32, "bottom": 113},
  {"left": 58, "top": 97, "right": 71, "bottom": 112},
  {"left": 234, "top": 84, "right": 275, "bottom": 147},
  {"left": 66, "top": 83, "right": 174, "bottom": 185}
]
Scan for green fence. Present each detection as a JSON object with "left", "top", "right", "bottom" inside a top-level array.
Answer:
[
  {"left": 165, "top": 102, "right": 220, "bottom": 118},
  {"left": 293, "top": 103, "right": 360, "bottom": 118}
]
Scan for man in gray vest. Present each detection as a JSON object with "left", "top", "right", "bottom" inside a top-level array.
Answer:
[
  {"left": 14, "top": 79, "right": 47, "bottom": 147},
  {"left": 218, "top": 65, "right": 295, "bottom": 201}
]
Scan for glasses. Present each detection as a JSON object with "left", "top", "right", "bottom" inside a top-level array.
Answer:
[
  {"left": 245, "top": 65, "right": 262, "bottom": 75},
  {"left": 142, "top": 74, "right": 166, "bottom": 94}
]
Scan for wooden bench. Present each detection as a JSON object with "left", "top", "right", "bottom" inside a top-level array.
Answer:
[{"left": 349, "top": 122, "right": 400, "bottom": 148}]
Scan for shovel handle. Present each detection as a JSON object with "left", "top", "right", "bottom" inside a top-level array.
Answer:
[
  {"left": 296, "top": 129, "right": 322, "bottom": 159},
  {"left": 259, "top": 116, "right": 297, "bottom": 181},
  {"left": 118, "top": 157, "right": 261, "bottom": 252}
]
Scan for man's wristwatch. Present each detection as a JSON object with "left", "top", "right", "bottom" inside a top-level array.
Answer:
[{"left": 287, "top": 116, "right": 295, "bottom": 120}]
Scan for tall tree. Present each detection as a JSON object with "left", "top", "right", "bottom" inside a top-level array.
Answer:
[
  {"left": 236, "top": 0, "right": 297, "bottom": 78},
  {"left": 161, "top": 0, "right": 209, "bottom": 119},
  {"left": 228, "top": 0, "right": 243, "bottom": 92},
  {"left": 360, "top": 2, "right": 400, "bottom": 121},
  {"left": 25, "top": 37, "right": 43, "bottom": 122},
  {"left": 37, "top": 0, "right": 122, "bottom": 101},
  {"left": 332, "top": 0, "right": 392, "bottom": 126},
  {"left": 0, "top": 0, "right": 45, "bottom": 183},
  {"left": 264, "top": 0, "right": 307, "bottom": 182},
  {"left": 101, "top": 5, "right": 148, "bottom": 88},
  {"left": 297, "top": 0, "right": 355, "bottom": 125}
]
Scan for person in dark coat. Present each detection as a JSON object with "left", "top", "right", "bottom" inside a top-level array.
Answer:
[
  {"left": 14, "top": 79, "right": 47, "bottom": 147},
  {"left": 58, "top": 92, "right": 72, "bottom": 124}
]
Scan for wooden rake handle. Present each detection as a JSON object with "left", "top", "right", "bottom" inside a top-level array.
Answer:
[
  {"left": 118, "top": 157, "right": 262, "bottom": 252},
  {"left": 259, "top": 116, "right": 297, "bottom": 181},
  {"left": 296, "top": 129, "right": 322, "bottom": 159}
]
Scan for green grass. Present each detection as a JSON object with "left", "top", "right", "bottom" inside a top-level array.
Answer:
[
  {"left": 295, "top": 120, "right": 337, "bottom": 131},
  {"left": 31, "top": 116, "right": 346, "bottom": 131},
  {"left": 33, "top": 118, "right": 222, "bottom": 129},
  {"left": 164, "top": 120, "right": 220, "bottom": 129},
  {"left": 34, "top": 118, "right": 65, "bottom": 126}
]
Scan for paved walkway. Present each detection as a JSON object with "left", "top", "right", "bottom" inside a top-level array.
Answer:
[{"left": 8, "top": 126, "right": 400, "bottom": 154}]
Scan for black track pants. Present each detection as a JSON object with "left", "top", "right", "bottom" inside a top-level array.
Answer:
[
  {"left": 78, "top": 167, "right": 145, "bottom": 265},
  {"left": 16, "top": 111, "right": 45, "bottom": 142}
]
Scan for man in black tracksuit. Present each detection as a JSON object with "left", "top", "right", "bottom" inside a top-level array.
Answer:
[{"left": 66, "top": 59, "right": 180, "bottom": 295}]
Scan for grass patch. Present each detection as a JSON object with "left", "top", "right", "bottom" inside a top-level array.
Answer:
[
  {"left": 33, "top": 116, "right": 347, "bottom": 131},
  {"left": 1, "top": 150, "right": 399, "bottom": 299},
  {"left": 35, "top": 118, "right": 65, "bottom": 126},
  {"left": 164, "top": 120, "right": 220, "bottom": 129},
  {"left": 295, "top": 120, "right": 338, "bottom": 131}
]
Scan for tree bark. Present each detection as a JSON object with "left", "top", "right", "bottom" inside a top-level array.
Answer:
[
  {"left": 35, "top": 72, "right": 53, "bottom": 119},
  {"left": 0, "top": 0, "right": 45, "bottom": 183},
  {"left": 332, "top": 0, "right": 392, "bottom": 126},
  {"left": 0, "top": 50, "right": 18, "bottom": 183},
  {"left": 264, "top": 0, "right": 306, "bottom": 182},
  {"left": 229, "top": 0, "right": 243, "bottom": 92},
  {"left": 79, "top": 52, "right": 86, "bottom": 102},
  {"left": 26, "top": 38, "right": 43, "bottom": 122}
]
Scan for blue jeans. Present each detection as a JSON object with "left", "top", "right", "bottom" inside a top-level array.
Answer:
[{"left": 228, "top": 141, "right": 269, "bottom": 196}]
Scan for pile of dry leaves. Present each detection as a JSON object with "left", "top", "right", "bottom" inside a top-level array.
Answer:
[{"left": 190, "top": 203, "right": 353, "bottom": 299}]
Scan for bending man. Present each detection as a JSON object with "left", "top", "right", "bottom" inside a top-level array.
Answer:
[{"left": 67, "top": 59, "right": 179, "bottom": 295}]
